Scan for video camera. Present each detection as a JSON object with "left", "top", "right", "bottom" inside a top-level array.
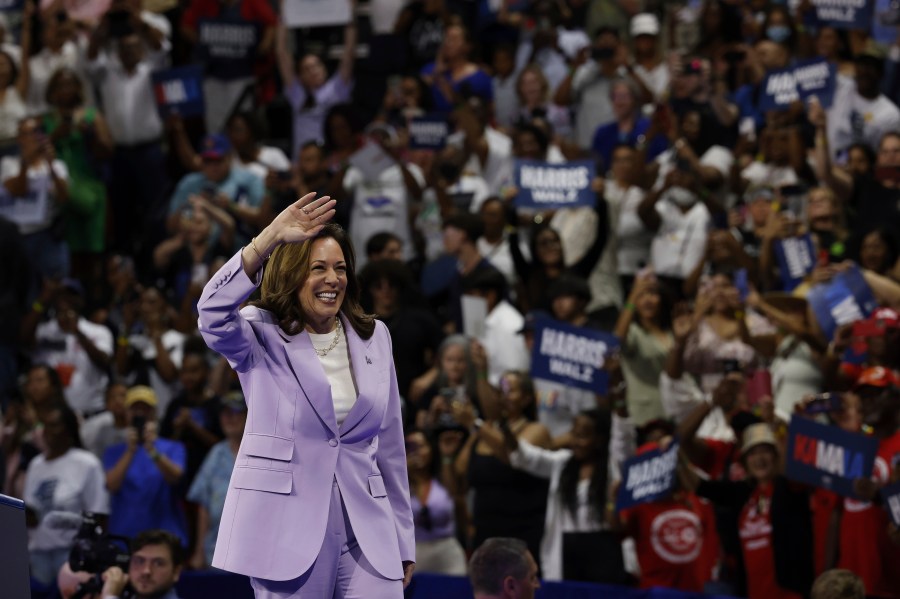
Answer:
[{"left": 49, "top": 512, "right": 131, "bottom": 599}]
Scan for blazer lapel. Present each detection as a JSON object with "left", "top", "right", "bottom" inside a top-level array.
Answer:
[
  {"left": 278, "top": 329, "right": 338, "bottom": 437},
  {"left": 339, "top": 315, "right": 378, "bottom": 437}
]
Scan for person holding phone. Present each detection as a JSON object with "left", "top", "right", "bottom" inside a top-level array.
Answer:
[{"left": 102, "top": 385, "right": 187, "bottom": 546}]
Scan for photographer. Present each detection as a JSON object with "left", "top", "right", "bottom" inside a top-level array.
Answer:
[
  {"left": 102, "top": 386, "right": 187, "bottom": 546},
  {"left": 91, "top": 530, "right": 184, "bottom": 599}
]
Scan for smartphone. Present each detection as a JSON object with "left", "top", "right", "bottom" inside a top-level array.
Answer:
[
  {"left": 721, "top": 358, "right": 743, "bottom": 375},
  {"left": 804, "top": 392, "right": 842, "bottom": 415},
  {"left": 132, "top": 415, "right": 146, "bottom": 444}
]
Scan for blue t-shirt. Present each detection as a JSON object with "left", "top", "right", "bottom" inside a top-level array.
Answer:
[
  {"left": 420, "top": 63, "right": 494, "bottom": 112},
  {"left": 103, "top": 438, "right": 188, "bottom": 546},
  {"left": 591, "top": 117, "right": 667, "bottom": 172},
  {"left": 187, "top": 441, "right": 236, "bottom": 564},
  {"left": 167, "top": 166, "right": 265, "bottom": 250}
]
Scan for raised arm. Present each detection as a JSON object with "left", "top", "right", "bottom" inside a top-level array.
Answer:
[
  {"left": 337, "top": 2, "right": 358, "bottom": 85},
  {"left": 275, "top": 12, "right": 296, "bottom": 89}
]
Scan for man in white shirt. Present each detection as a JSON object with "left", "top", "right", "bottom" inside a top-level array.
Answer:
[
  {"left": 342, "top": 124, "right": 425, "bottom": 270},
  {"left": 27, "top": 280, "right": 113, "bottom": 416},
  {"left": 447, "top": 98, "right": 513, "bottom": 196},
  {"left": 462, "top": 269, "right": 529, "bottom": 386},
  {"left": 86, "top": 26, "right": 167, "bottom": 255},
  {"left": 629, "top": 13, "right": 670, "bottom": 103}
]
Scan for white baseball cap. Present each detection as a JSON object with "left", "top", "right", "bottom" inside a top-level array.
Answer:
[{"left": 631, "top": 13, "right": 660, "bottom": 37}]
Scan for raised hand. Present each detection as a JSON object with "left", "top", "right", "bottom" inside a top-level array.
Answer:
[{"left": 271, "top": 193, "right": 336, "bottom": 245}]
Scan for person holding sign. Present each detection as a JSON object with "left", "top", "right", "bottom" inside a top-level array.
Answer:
[
  {"left": 276, "top": 0, "right": 357, "bottom": 156},
  {"left": 682, "top": 422, "right": 814, "bottom": 599},
  {"left": 196, "top": 195, "right": 415, "bottom": 596},
  {"left": 471, "top": 407, "right": 632, "bottom": 583}
]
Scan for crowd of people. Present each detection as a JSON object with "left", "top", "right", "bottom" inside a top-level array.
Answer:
[{"left": 3, "top": 0, "right": 900, "bottom": 597}]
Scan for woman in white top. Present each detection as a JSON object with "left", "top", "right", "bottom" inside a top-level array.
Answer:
[{"left": 475, "top": 408, "right": 635, "bottom": 582}]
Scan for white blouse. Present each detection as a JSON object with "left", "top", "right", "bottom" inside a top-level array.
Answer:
[{"left": 309, "top": 328, "right": 358, "bottom": 425}]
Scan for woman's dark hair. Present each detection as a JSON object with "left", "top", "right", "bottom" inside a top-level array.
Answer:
[
  {"left": 252, "top": 223, "right": 376, "bottom": 339},
  {"left": 48, "top": 403, "right": 84, "bottom": 450},
  {"left": 0, "top": 51, "right": 19, "bottom": 89},
  {"left": 528, "top": 222, "right": 564, "bottom": 268},
  {"left": 501, "top": 370, "right": 538, "bottom": 422},
  {"left": 226, "top": 111, "right": 265, "bottom": 143},
  {"left": 558, "top": 409, "right": 611, "bottom": 523},
  {"left": 850, "top": 227, "right": 899, "bottom": 273},
  {"left": 322, "top": 103, "right": 360, "bottom": 152},
  {"left": 45, "top": 67, "right": 84, "bottom": 107},
  {"left": 695, "top": 0, "right": 741, "bottom": 53},
  {"left": 634, "top": 281, "right": 674, "bottom": 332},
  {"left": 847, "top": 142, "right": 876, "bottom": 173},
  {"left": 405, "top": 428, "right": 442, "bottom": 478},
  {"left": 681, "top": 109, "right": 716, "bottom": 158},
  {"left": 26, "top": 364, "right": 66, "bottom": 407},
  {"left": 358, "top": 258, "right": 426, "bottom": 311},
  {"left": 513, "top": 122, "right": 550, "bottom": 159}
]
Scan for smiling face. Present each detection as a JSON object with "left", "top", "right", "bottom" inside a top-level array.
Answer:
[
  {"left": 570, "top": 414, "right": 600, "bottom": 462},
  {"left": 298, "top": 237, "right": 347, "bottom": 333},
  {"left": 744, "top": 444, "right": 777, "bottom": 483}
]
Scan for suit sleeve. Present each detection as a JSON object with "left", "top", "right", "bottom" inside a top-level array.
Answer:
[
  {"left": 197, "top": 250, "right": 264, "bottom": 373},
  {"left": 375, "top": 321, "right": 416, "bottom": 564}
]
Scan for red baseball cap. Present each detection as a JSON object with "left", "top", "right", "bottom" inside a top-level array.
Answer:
[{"left": 855, "top": 366, "right": 898, "bottom": 388}]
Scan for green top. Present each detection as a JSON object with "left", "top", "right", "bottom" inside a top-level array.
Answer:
[{"left": 621, "top": 322, "right": 673, "bottom": 426}]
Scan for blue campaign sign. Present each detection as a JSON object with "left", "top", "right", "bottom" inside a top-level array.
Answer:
[
  {"left": 759, "top": 67, "right": 798, "bottom": 113},
  {"left": 616, "top": 441, "right": 680, "bottom": 511},
  {"left": 530, "top": 317, "right": 619, "bottom": 394},
  {"left": 774, "top": 234, "right": 816, "bottom": 291},
  {"left": 881, "top": 481, "right": 900, "bottom": 526},
  {"left": 807, "top": 264, "right": 878, "bottom": 339},
  {"left": 793, "top": 58, "right": 837, "bottom": 109},
  {"left": 785, "top": 416, "right": 879, "bottom": 498},
  {"left": 152, "top": 65, "right": 205, "bottom": 117},
  {"left": 809, "top": 0, "right": 876, "bottom": 30},
  {"left": 514, "top": 160, "right": 595, "bottom": 209},
  {"left": 873, "top": 0, "right": 900, "bottom": 45},
  {"left": 409, "top": 115, "right": 449, "bottom": 150}
]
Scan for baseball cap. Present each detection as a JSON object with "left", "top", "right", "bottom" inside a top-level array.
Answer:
[
  {"left": 630, "top": 13, "right": 660, "bottom": 37},
  {"left": 221, "top": 390, "right": 247, "bottom": 413},
  {"left": 125, "top": 385, "right": 158, "bottom": 409},
  {"left": 744, "top": 185, "right": 775, "bottom": 203},
  {"left": 855, "top": 366, "right": 898, "bottom": 389},
  {"left": 867, "top": 307, "right": 900, "bottom": 331},
  {"left": 741, "top": 423, "right": 777, "bottom": 457},
  {"left": 200, "top": 134, "right": 231, "bottom": 160}
]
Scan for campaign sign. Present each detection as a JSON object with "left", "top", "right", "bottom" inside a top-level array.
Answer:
[
  {"left": 807, "top": 265, "right": 878, "bottom": 340},
  {"left": 198, "top": 18, "right": 259, "bottom": 80},
  {"left": 809, "top": 0, "right": 875, "bottom": 30},
  {"left": 774, "top": 234, "right": 816, "bottom": 291},
  {"left": 152, "top": 65, "right": 205, "bottom": 118},
  {"left": 881, "top": 481, "right": 900, "bottom": 526},
  {"left": 786, "top": 416, "right": 879, "bottom": 498},
  {"left": 759, "top": 67, "right": 799, "bottom": 113},
  {"left": 616, "top": 441, "right": 680, "bottom": 511},
  {"left": 530, "top": 316, "right": 619, "bottom": 394},
  {"left": 514, "top": 159, "right": 595, "bottom": 209},
  {"left": 283, "top": 0, "right": 352, "bottom": 28},
  {"left": 873, "top": 0, "right": 900, "bottom": 45},
  {"left": 409, "top": 115, "right": 449, "bottom": 150},
  {"left": 793, "top": 58, "right": 836, "bottom": 109}
]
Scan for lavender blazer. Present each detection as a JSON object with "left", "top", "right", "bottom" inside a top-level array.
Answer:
[{"left": 197, "top": 252, "right": 415, "bottom": 581}]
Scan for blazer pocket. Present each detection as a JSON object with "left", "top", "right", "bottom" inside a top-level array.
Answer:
[
  {"left": 368, "top": 474, "right": 387, "bottom": 498},
  {"left": 232, "top": 466, "right": 293, "bottom": 494},
  {"left": 242, "top": 433, "right": 294, "bottom": 462}
]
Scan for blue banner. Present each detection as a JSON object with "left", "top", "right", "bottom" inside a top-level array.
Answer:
[
  {"left": 514, "top": 160, "right": 596, "bottom": 209},
  {"left": 409, "top": 115, "right": 449, "bottom": 150},
  {"left": 873, "top": 0, "right": 900, "bottom": 44},
  {"left": 616, "top": 441, "right": 680, "bottom": 511},
  {"left": 881, "top": 481, "right": 900, "bottom": 526},
  {"left": 793, "top": 58, "right": 837, "bottom": 109},
  {"left": 807, "top": 264, "right": 878, "bottom": 340},
  {"left": 808, "top": 0, "right": 876, "bottom": 30},
  {"left": 197, "top": 18, "right": 260, "bottom": 80},
  {"left": 530, "top": 317, "right": 619, "bottom": 394},
  {"left": 785, "top": 416, "right": 879, "bottom": 498},
  {"left": 152, "top": 65, "right": 205, "bottom": 118},
  {"left": 760, "top": 67, "right": 799, "bottom": 113},
  {"left": 774, "top": 235, "right": 816, "bottom": 291}
]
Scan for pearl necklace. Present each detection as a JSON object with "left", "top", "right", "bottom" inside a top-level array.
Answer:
[{"left": 313, "top": 319, "right": 342, "bottom": 357}]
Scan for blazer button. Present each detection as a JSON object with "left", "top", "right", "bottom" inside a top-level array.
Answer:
[{"left": 328, "top": 438, "right": 338, "bottom": 447}]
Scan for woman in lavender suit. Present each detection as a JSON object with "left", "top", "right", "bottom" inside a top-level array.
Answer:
[{"left": 197, "top": 193, "right": 415, "bottom": 597}]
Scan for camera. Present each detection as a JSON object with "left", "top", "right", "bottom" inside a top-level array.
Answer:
[{"left": 67, "top": 513, "right": 131, "bottom": 599}]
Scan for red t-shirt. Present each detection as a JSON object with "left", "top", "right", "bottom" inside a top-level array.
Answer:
[
  {"left": 182, "top": 0, "right": 276, "bottom": 32},
  {"left": 839, "top": 432, "right": 900, "bottom": 597},
  {"left": 700, "top": 439, "right": 743, "bottom": 481},
  {"left": 622, "top": 493, "right": 718, "bottom": 592},
  {"left": 739, "top": 483, "right": 803, "bottom": 599}
]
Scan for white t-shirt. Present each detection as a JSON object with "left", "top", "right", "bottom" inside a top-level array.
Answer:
[
  {"left": 124, "top": 329, "right": 185, "bottom": 417},
  {"left": 829, "top": 79, "right": 900, "bottom": 157},
  {"left": 23, "top": 449, "right": 109, "bottom": 551},
  {"left": 80, "top": 411, "right": 129, "bottom": 459},
  {"left": 27, "top": 41, "right": 87, "bottom": 115},
  {"left": 0, "top": 157, "right": 70, "bottom": 234},
  {"left": 650, "top": 197, "right": 710, "bottom": 279},
  {"left": 0, "top": 87, "right": 26, "bottom": 141},
  {"left": 654, "top": 146, "right": 734, "bottom": 191},
  {"left": 345, "top": 162, "right": 425, "bottom": 269},
  {"left": 571, "top": 62, "right": 615, "bottom": 149},
  {"left": 448, "top": 127, "right": 513, "bottom": 196},
  {"left": 477, "top": 234, "right": 530, "bottom": 288},
  {"left": 482, "top": 300, "right": 530, "bottom": 387},
  {"left": 309, "top": 327, "right": 357, "bottom": 425},
  {"left": 633, "top": 62, "right": 671, "bottom": 102},
  {"left": 615, "top": 184, "right": 652, "bottom": 275},
  {"left": 233, "top": 146, "right": 292, "bottom": 182},
  {"left": 33, "top": 318, "right": 114, "bottom": 415},
  {"left": 741, "top": 162, "right": 799, "bottom": 189}
]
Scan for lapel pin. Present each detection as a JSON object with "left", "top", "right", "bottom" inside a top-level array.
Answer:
[{"left": 366, "top": 356, "right": 372, "bottom": 365}]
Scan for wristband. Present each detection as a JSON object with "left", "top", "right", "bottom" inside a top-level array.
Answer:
[
  {"left": 32, "top": 300, "right": 45, "bottom": 313},
  {"left": 624, "top": 301, "right": 636, "bottom": 311},
  {"left": 117, "top": 336, "right": 129, "bottom": 347}
]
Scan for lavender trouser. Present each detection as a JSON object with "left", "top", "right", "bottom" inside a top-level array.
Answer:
[{"left": 249, "top": 478, "right": 403, "bottom": 599}]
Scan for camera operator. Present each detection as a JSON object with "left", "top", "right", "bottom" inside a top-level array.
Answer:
[{"left": 101, "top": 530, "right": 183, "bottom": 599}]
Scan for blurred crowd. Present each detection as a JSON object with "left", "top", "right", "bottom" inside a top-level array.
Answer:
[{"left": 3, "top": 0, "right": 900, "bottom": 597}]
